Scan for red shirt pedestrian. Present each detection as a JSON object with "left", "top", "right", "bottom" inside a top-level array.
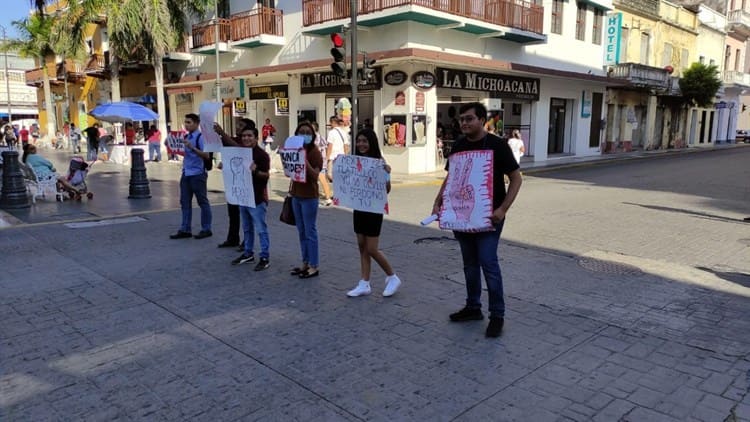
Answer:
[{"left": 19, "top": 127, "right": 29, "bottom": 143}]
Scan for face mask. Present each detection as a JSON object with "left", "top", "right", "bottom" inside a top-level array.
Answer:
[{"left": 302, "top": 134, "right": 314, "bottom": 144}]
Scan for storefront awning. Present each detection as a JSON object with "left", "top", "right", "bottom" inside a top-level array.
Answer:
[{"left": 166, "top": 85, "right": 202, "bottom": 95}]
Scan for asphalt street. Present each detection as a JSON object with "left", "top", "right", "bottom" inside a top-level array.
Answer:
[{"left": 1, "top": 145, "right": 749, "bottom": 421}]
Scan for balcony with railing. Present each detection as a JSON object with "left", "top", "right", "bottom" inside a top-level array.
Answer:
[
  {"left": 165, "top": 36, "right": 193, "bottom": 61},
  {"left": 608, "top": 63, "right": 670, "bottom": 90},
  {"left": 191, "top": 18, "right": 232, "bottom": 53},
  {"left": 56, "top": 59, "right": 85, "bottom": 81},
  {"left": 85, "top": 53, "right": 109, "bottom": 78},
  {"left": 728, "top": 9, "right": 750, "bottom": 38},
  {"left": 302, "top": 0, "right": 545, "bottom": 43},
  {"left": 24, "top": 64, "right": 59, "bottom": 87},
  {"left": 231, "top": 7, "right": 285, "bottom": 48},
  {"left": 723, "top": 70, "right": 750, "bottom": 88}
]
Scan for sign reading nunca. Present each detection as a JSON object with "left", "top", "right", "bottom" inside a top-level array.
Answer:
[
  {"left": 436, "top": 68, "right": 540, "bottom": 101},
  {"left": 248, "top": 85, "right": 289, "bottom": 100},
  {"left": 301, "top": 68, "right": 383, "bottom": 94}
]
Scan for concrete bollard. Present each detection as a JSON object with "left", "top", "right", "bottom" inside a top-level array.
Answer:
[
  {"left": 0, "top": 150, "right": 31, "bottom": 209},
  {"left": 128, "top": 148, "right": 151, "bottom": 199}
]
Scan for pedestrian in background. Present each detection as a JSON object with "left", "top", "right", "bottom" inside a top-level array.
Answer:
[
  {"left": 147, "top": 125, "right": 162, "bottom": 162},
  {"left": 312, "top": 121, "right": 333, "bottom": 207},
  {"left": 431, "top": 102, "right": 522, "bottom": 338},
  {"left": 69, "top": 123, "right": 82, "bottom": 153},
  {"left": 345, "top": 128, "right": 402, "bottom": 298},
  {"left": 170, "top": 113, "right": 212, "bottom": 240},
  {"left": 289, "top": 122, "right": 323, "bottom": 279},
  {"left": 84, "top": 123, "right": 100, "bottom": 160},
  {"left": 508, "top": 129, "right": 525, "bottom": 165}
]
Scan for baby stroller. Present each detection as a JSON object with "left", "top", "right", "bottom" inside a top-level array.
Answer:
[{"left": 67, "top": 156, "right": 94, "bottom": 200}]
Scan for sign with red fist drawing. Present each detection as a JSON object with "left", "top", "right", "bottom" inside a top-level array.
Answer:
[{"left": 439, "top": 150, "right": 494, "bottom": 232}]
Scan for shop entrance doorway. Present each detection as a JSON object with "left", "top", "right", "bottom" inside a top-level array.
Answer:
[{"left": 548, "top": 98, "right": 568, "bottom": 154}]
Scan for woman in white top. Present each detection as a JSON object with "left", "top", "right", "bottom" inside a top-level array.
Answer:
[{"left": 508, "top": 129, "right": 525, "bottom": 165}]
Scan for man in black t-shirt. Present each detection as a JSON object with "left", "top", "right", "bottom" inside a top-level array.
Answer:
[
  {"left": 84, "top": 123, "right": 100, "bottom": 161},
  {"left": 431, "top": 102, "right": 522, "bottom": 338}
]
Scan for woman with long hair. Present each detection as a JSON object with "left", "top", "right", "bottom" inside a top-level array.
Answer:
[
  {"left": 346, "top": 128, "right": 402, "bottom": 297},
  {"left": 289, "top": 122, "right": 324, "bottom": 279}
]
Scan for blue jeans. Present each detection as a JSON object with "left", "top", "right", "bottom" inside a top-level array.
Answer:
[
  {"left": 148, "top": 143, "right": 161, "bottom": 161},
  {"left": 179, "top": 172, "right": 212, "bottom": 233},
  {"left": 240, "top": 202, "right": 269, "bottom": 259},
  {"left": 291, "top": 197, "right": 319, "bottom": 267},
  {"left": 453, "top": 221, "right": 505, "bottom": 318}
]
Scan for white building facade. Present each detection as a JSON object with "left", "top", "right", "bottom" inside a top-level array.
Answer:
[{"left": 166, "top": 0, "right": 615, "bottom": 173}]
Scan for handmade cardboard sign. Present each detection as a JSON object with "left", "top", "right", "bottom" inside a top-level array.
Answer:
[
  {"left": 198, "top": 101, "right": 223, "bottom": 152},
  {"left": 332, "top": 155, "right": 389, "bottom": 214},
  {"left": 279, "top": 136, "right": 306, "bottom": 183},
  {"left": 165, "top": 131, "right": 186, "bottom": 156},
  {"left": 439, "top": 150, "right": 494, "bottom": 232},
  {"left": 221, "top": 147, "right": 255, "bottom": 208}
]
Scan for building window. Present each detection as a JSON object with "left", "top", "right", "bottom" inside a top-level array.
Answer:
[
  {"left": 699, "top": 55, "right": 705, "bottom": 64},
  {"left": 576, "top": 3, "right": 587, "bottom": 41},
  {"left": 640, "top": 32, "right": 650, "bottom": 65},
  {"left": 592, "top": 8, "right": 603, "bottom": 45},
  {"left": 551, "top": 0, "right": 563, "bottom": 35},
  {"left": 736, "top": 48, "right": 742, "bottom": 71},
  {"left": 710, "top": 58, "right": 715, "bottom": 66},
  {"left": 725, "top": 45, "right": 731, "bottom": 71},
  {"left": 663, "top": 43, "right": 673, "bottom": 67},
  {"left": 218, "top": 0, "right": 230, "bottom": 18}
]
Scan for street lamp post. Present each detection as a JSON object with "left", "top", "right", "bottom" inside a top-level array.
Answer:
[
  {"left": 214, "top": 0, "right": 221, "bottom": 105},
  {"left": 0, "top": 25, "right": 12, "bottom": 124}
]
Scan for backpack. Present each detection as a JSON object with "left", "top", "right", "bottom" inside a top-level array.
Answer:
[{"left": 194, "top": 133, "right": 213, "bottom": 171}]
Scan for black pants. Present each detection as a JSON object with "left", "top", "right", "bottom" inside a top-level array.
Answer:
[{"left": 225, "top": 203, "right": 241, "bottom": 244}]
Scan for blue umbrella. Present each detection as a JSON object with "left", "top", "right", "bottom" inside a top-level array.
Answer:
[{"left": 89, "top": 101, "right": 159, "bottom": 123}]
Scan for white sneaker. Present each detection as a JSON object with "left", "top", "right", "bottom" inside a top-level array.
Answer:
[
  {"left": 383, "top": 275, "right": 401, "bottom": 297},
  {"left": 347, "top": 280, "right": 371, "bottom": 297}
]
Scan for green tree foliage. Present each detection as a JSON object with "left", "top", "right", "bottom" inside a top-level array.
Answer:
[{"left": 679, "top": 63, "right": 722, "bottom": 108}]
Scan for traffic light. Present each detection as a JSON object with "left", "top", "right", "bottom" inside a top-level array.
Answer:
[
  {"left": 362, "top": 53, "right": 376, "bottom": 82},
  {"left": 330, "top": 33, "right": 346, "bottom": 77}
]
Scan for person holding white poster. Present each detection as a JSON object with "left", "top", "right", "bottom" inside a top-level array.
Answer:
[
  {"left": 431, "top": 102, "right": 522, "bottom": 338},
  {"left": 338, "top": 129, "right": 402, "bottom": 298},
  {"left": 214, "top": 124, "right": 271, "bottom": 271},
  {"left": 288, "top": 122, "right": 324, "bottom": 279}
]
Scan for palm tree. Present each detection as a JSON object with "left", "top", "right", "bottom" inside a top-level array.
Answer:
[
  {"left": 109, "top": 0, "right": 212, "bottom": 144},
  {"left": 8, "top": 14, "right": 57, "bottom": 141}
]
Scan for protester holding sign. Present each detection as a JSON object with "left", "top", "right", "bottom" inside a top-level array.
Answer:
[
  {"left": 288, "top": 122, "right": 324, "bottom": 279},
  {"left": 170, "top": 113, "right": 213, "bottom": 240},
  {"left": 431, "top": 102, "right": 522, "bottom": 338},
  {"left": 342, "top": 129, "right": 402, "bottom": 298}
]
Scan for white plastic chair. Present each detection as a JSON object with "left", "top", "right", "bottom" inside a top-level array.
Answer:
[{"left": 19, "top": 162, "right": 64, "bottom": 203}]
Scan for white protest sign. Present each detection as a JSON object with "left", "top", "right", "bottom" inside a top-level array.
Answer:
[
  {"left": 198, "top": 101, "right": 223, "bottom": 152},
  {"left": 221, "top": 147, "right": 255, "bottom": 208},
  {"left": 439, "top": 150, "right": 494, "bottom": 232},
  {"left": 332, "top": 155, "right": 389, "bottom": 214},
  {"left": 279, "top": 135, "right": 306, "bottom": 183}
]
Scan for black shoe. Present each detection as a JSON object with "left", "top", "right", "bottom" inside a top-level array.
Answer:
[
  {"left": 486, "top": 317, "right": 504, "bottom": 338},
  {"left": 254, "top": 258, "right": 270, "bottom": 271},
  {"left": 449, "top": 307, "right": 484, "bottom": 322},
  {"left": 218, "top": 241, "right": 239, "bottom": 248},
  {"left": 170, "top": 231, "right": 192, "bottom": 239},
  {"left": 231, "top": 253, "right": 255, "bottom": 265},
  {"left": 194, "top": 231, "right": 212, "bottom": 239}
]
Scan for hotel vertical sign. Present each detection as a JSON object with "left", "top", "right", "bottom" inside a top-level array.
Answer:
[{"left": 604, "top": 13, "right": 623, "bottom": 66}]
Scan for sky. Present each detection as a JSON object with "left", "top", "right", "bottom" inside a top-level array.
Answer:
[{"left": 1, "top": 1, "right": 36, "bottom": 39}]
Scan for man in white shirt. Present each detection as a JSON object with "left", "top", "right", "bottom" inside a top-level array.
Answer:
[{"left": 326, "top": 115, "right": 349, "bottom": 182}]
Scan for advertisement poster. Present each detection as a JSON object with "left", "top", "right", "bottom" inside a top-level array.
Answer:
[
  {"left": 165, "top": 130, "right": 187, "bottom": 157},
  {"left": 331, "top": 155, "right": 389, "bottom": 214},
  {"left": 198, "top": 101, "right": 223, "bottom": 152},
  {"left": 221, "top": 147, "right": 255, "bottom": 208},
  {"left": 412, "top": 115, "right": 427, "bottom": 146},
  {"left": 439, "top": 150, "right": 494, "bottom": 232},
  {"left": 383, "top": 115, "right": 407, "bottom": 147}
]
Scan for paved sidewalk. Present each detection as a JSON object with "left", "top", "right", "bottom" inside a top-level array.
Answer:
[{"left": 1, "top": 203, "right": 749, "bottom": 420}]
